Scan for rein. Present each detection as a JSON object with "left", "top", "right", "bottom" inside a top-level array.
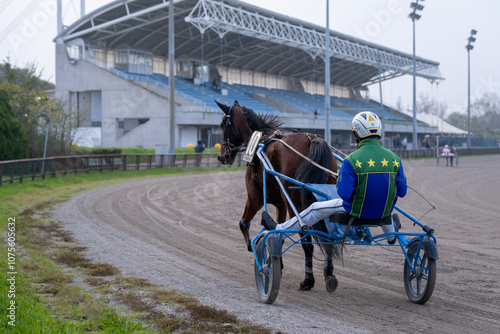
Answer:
[{"left": 268, "top": 137, "right": 339, "bottom": 178}]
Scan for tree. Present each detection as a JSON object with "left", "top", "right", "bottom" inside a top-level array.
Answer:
[
  {"left": 417, "top": 92, "right": 447, "bottom": 119},
  {"left": 446, "top": 92, "right": 500, "bottom": 138},
  {"left": 0, "top": 90, "right": 28, "bottom": 161},
  {"left": 470, "top": 93, "right": 500, "bottom": 137},
  {"left": 0, "top": 60, "right": 75, "bottom": 158}
]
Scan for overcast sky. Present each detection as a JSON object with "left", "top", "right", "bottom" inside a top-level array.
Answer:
[{"left": 1, "top": 0, "right": 498, "bottom": 116}]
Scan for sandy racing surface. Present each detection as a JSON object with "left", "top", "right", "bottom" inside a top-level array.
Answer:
[{"left": 56, "top": 155, "right": 500, "bottom": 333}]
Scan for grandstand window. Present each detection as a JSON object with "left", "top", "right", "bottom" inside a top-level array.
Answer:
[
  {"left": 93, "top": 48, "right": 106, "bottom": 66},
  {"left": 227, "top": 69, "right": 240, "bottom": 84},
  {"left": 275, "top": 76, "right": 287, "bottom": 90},
  {"left": 153, "top": 57, "right": 166, "bottom": 74},
  {"left": 115, "top": 51, "right": 128, "bottom": 64},
  {"left": 254, "top": 73, "right": 265, "bottom": 87},
  {"left": 241, "top": 71, "right": 253, "bottom": 85},
  {"left": 106, "top": 51, "right": 114, "bottom": 68},
  {"left": 177, "top": 60, "right": 190, "bottom": 73},
  {"left": 66, "top": 45, "right": 81, "bottom": 60}
]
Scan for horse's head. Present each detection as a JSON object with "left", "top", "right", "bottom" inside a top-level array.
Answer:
[{"left": 216, "top": 100, "right": 245, "bottom": 165}]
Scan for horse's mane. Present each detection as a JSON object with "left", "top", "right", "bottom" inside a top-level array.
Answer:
[{"left": 241, "top": 106, "right": 283, "bottom": 135}]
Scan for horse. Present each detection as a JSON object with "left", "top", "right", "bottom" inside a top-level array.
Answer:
[{"left": 216, "top": 100, "right": 339, "bottom": 291}]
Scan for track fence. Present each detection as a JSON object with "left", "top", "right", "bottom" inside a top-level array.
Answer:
[
  {"left": 0, "top": 153, "right": 244, "bottom": 186},
  {"left": 1, "top": 148, "right": 498, "bottom": 186}
]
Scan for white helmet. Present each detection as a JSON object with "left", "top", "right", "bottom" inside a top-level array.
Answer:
[{"left": 351, "top": 111, "right": 382, "bottom": 140}]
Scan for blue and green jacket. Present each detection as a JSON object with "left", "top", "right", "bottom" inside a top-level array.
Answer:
[{"left": 337, "top": 138, "right": 407, "bottom": 219}]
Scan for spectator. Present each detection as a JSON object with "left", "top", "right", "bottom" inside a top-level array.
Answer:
[
  {"left": 393, "top": 134, "right": 401, "bottom": 149},
  {"left": 441, "top": 144, "right": 455, "bottom": 167},
  {"left": 195, "top": 140, "right": 205, "bottom": 166},
  {"left": 448, "top": 141, "right": 456, "bottom": 167},
  {"left": 334, "top": 138, "right": 342, "bottom": 148}
]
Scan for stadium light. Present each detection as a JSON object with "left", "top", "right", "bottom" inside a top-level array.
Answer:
[
  {"left": 466, "top": 29, "right": 477, "bottom": 149},
  {"left": 324, "top": 0, "right": 331, "bottom": 146},
  {"left": 409, "top": 0, "right": 424, "bottom": 150}
]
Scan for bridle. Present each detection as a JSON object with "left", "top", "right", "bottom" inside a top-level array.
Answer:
[{"left": 220, "top": 105, "right": 244, "bottom": 160}]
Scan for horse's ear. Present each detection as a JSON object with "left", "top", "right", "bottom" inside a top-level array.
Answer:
[
  {"left": 214, "top": 100, "right": 230, "bottom": 114},
  {"left": 234, "top": 100, "right": 240, "bottom": 106}
]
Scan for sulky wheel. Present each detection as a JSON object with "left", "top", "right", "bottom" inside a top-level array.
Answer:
[
  {"left": 403, "top": 240, "right": 437, "bottom": 304},
  {"left": 254, "top": 233, "right": 281, "bottom": 304}
]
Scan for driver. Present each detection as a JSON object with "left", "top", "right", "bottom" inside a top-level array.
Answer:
[{"left": 261, "top": 111, "right": 407, "bottom": 244}]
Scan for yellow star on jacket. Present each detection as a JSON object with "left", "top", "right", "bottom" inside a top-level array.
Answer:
[
  {"left": 393, "top": 159, "right": 400, "bottom": 167},
  {"left": 367, "top": 159, "right": 375, "bottom": 167},
  {"left": 381, "top": 158, "right": 388, "bottom": 167},
  {"left": 355, "top": 160, "right": 362, "bottom": 168}
]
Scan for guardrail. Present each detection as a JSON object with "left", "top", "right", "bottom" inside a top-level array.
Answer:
[
  {"left": 1, "top": 147, "right": 498, "bottom": 186},
  {"left": 0, "top": 153, "right": 245, "bottom": 186},
  {"left": 339, "top": 147, "right": 500, "bottom": 159}
]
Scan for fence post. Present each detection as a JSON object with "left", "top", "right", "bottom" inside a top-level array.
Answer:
[
  {"left": 41, "top": 159, "right": 46, "bottom": 179},
  {"left": 147, "top": 155, "right": 152, "bottom": 169},
  {"left": 123, "top": 155, "right": 127, "bottom": 171},
  {"left": 0, "top": 164, "right": 3, "bottom": 186},
  {"left": 51, "top": 160, "right": 56, "bottom": 178},
  {"left": 20, "top": 161, "right": 25, "bottom": 183},
  {"left": 32, "top": 161, "right": 36, "bottom": 180},
  {"left": 136, "top": 155, "right": 140, "bottom": 170}
]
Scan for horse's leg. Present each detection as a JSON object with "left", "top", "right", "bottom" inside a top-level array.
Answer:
[
  {"left": 299, "top": 237, "right": 315, "bottom": 291},
  {"left": 284, "top": 190, "right": 315, "bottom": 291},
  {"left": 240, "top": 197, "right": 263, "bottom": 252},
  {"left": 323, "top": 250, "right": 338, "bottom": 292}
]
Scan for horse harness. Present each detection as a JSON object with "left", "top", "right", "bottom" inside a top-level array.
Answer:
[{"left": 220, "top": 105, "right": 244, "bottom": 161}]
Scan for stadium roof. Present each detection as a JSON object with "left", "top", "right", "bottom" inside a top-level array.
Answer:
[{"left": 55, "top": 0, "right": 444, "bottom": 88}]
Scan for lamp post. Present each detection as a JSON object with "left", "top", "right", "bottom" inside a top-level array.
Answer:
[
  {"left": 324, "top": 0, "right": 331, "bottom": 146},
  {"left": 466, "top": 29, "right": 477, "bottom": 149},
  {"left": 409, "top": 0, "right": 424, "bottom": 150}
]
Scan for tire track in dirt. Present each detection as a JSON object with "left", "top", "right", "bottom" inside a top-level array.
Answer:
[{"left": 56, "top": 156, "right": 500, "bottom": 333}]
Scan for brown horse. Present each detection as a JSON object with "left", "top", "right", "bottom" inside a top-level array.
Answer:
[{"left": 216, "top": 100, "right": 339, "bottom": 290}]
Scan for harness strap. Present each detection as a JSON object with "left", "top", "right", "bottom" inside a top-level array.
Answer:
[{"left": 268, "top": 137, "right": 339, "bottom": 178}]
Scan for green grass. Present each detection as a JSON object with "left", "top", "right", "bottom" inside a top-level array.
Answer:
[{"left": 0, "top": 166, "right": 267, "bottom": 334}]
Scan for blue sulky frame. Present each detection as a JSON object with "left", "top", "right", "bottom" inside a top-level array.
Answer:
[{"left": 251, "top": 143, "right": 438, "bottom": 304}]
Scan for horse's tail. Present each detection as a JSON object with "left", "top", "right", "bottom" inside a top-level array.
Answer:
[
  {"left": 295, "top": 136, "right": 340, "bottom": 259},
  {"left": 295, "top": 136, "right": 331, "bottom": 191}
]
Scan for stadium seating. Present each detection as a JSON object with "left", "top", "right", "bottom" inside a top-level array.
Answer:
[
  {"left": 110, "top": 68, "right": 408, "bottom": 120},
  {"left": 331, "top": 96, "right": 406, "bottom": 121}
]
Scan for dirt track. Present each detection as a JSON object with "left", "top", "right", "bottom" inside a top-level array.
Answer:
[{"left": 56, "top": 155, "right": 500, "bottom": 333}]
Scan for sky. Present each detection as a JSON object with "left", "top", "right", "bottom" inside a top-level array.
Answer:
[{"left": 1, "top": 0, "right": 499, "bottom": 117}]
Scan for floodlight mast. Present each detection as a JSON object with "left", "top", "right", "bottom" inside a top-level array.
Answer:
[
  {"left": 324, "top": 0, "right": 331, "bottom": 146},
  {"left": 169, "top": 1, "right": 176, "bottom": 155},
  {"left": 466, "top": 29, "right": 477, "bottom": 148},
  {"left": 409, "top": 0, "right": 425, "bottom": 150}
]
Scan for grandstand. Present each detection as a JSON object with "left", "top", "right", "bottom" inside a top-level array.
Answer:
[{"left": 53, "top": 0, "right": 452, "bottom": 150}]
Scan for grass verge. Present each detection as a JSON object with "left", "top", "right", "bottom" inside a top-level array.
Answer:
[{"left": 1, "top": 167, "right": 274, "bottom": 333}]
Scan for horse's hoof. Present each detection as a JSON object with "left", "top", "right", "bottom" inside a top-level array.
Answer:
[
  {"left": 247, "top": 244, "right": 252, "bottom": 252},
  {"left": 299, "top": 279, "right": 315, "bottom": 291},
  {"left": 325, "top": 275, "right": 338, "bottom": 293}
]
